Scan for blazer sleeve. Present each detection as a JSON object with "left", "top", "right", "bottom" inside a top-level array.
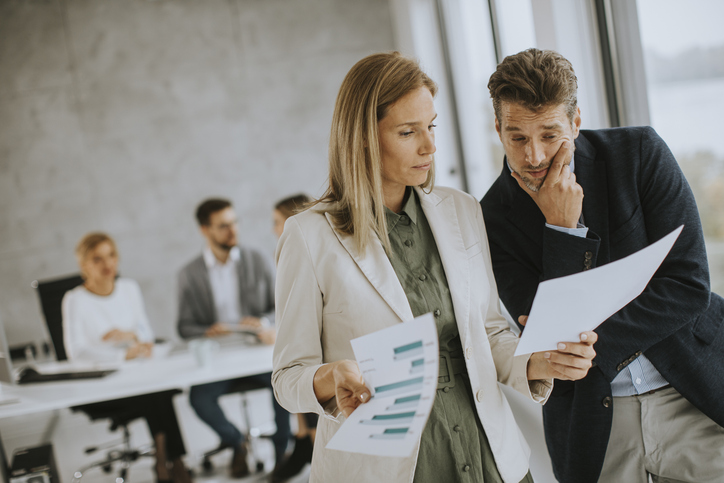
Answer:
[
  {"left": 534, "top": 128, "right": 710, "bottom": 381},
  {"left": 272, "top": 217, "right": 338, "bottom": 418},
  {"left": 587, "top": 128, "right": 711, "bottom": 380},
  {"left": 176, "top": 267, "right": 211, "bottom": 339}
]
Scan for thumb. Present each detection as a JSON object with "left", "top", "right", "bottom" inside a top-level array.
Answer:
[{"left": 518, "top": 315, "right": 528, "bottom": 326}]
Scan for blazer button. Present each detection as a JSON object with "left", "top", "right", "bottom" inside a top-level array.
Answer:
[
  {"left": 602, "top": 396, "right": 612, "bottom": 408},
  {"left": 419, "top": 274, "right": 427, "bottom": 281},
  {"left": 405, "top": 239, "right": 413, "bottom": 247},
  {"left": 584, "top": 251, "right": 593, "bottom": 260},
  {"left": 463, "top": 465, "right": 471, "bottom": 472},
  {"left": 453, "top": 425, "right": 462, "bottom": 433},
  {"left": 584, "top": 259, "right": 593, "bottom": 270},
  {"left": 433, "top": 309, "right": 441, "bottom": 317}
]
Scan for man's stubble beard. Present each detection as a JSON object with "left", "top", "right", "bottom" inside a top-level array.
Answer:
[{"left": 213, "top": 239, "right": 236, "bottom": 252}]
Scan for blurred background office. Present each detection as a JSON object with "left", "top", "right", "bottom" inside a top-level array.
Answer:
[{"left": 1, "top": 0, "right": 722, "bottom": 481}]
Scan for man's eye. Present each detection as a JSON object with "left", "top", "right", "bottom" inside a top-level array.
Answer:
[
  {"left": 428, "top": 123, "right": 437, "bottom": 131},
  {"left": 401, "top": 131, "right": 414, "bottom": 137}
]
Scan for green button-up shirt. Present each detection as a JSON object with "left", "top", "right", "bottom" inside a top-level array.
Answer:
[{"left": 384, "top": 189, "right": 509, "bottom": 483}]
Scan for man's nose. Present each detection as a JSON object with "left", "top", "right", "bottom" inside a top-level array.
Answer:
[{"left": 525, "top": 141, "right": 546, "bottom": 166}]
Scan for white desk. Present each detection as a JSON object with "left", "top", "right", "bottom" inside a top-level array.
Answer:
[{"left": 0, "top": 341, "right": 274, "bottom": 420}]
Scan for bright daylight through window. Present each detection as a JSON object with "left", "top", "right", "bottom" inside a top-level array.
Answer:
[{"left": 637, "top": 0, "right": 724, "bottom": 294}]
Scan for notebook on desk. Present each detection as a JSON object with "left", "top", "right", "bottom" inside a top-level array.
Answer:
[{"left": 15, "top": 361, "right": 118, "bottom": 385}]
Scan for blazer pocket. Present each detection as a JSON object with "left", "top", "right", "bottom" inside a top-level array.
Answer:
[
  {"left": 466, "top": 242, "right": 483, "bottom": 259},
  {"left": 610, "top": 204, "right": 645, "bottom": 244}
]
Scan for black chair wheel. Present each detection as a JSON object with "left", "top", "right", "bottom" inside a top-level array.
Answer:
[
  {"left": 255, "top": 461, "right": 264, "bottom": 473},
  {"left": 202, "top": 458, "right": 213, "bottom": 472},
  {"left": 102, "top": 463, "right": 112, "bottom": 473}
]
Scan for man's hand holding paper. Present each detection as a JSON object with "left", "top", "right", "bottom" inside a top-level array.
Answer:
[{"left": 521, "top": 315, "right": 598, "bottom": 381}]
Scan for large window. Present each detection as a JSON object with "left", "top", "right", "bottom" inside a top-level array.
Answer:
[{"left": 637, "top": 0, "right": 724, "bottom": 294}]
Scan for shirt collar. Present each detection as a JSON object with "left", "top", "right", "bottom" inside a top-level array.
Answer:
[
  {"left": 203, "top": 245, "right": 240, "bottom": 269},
  {"left": 384, "top": 188, "right": 419, "bottom": 233},
  {"left": 506, "top": 155, "right": 576, "bottom": 175}
]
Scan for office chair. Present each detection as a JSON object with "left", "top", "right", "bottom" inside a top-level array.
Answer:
[
  {"left": 32, "top": 274, "right": 159, "bottom": 482},
  {"left": 199, "top": 376, "right": 273, "bottom": 474}
]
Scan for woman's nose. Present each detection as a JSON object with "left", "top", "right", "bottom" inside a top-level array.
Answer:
[{"left": 421, "top": 130, "right": 436, "bottom": 156}]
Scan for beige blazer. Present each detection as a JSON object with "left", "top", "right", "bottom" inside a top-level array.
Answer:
[{"left": 272, "top": 186, "right": 551, "bottom": 483}]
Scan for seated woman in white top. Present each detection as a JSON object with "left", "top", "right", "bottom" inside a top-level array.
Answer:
[{"left": 62, "top": 232, "right": 192, "bottom": 483}]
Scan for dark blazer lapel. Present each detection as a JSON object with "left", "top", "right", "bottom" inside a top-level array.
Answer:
[
  {"left": 575, "top": 133, "right": 611, "bottom": 263},
  {"left": 324, "top": 212, "right": 414, "bottom": 323},
  {"left": 417, "top": 187, "right": 471, "bottom": 340}
]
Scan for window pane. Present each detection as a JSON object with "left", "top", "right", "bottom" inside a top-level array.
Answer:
[{"left": 637, "top": 0, "right": 724, "bottom": 294}]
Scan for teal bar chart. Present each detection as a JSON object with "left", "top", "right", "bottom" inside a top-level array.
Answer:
[{"left": 326, "top": 313, "right": 439, "bottom": 457}]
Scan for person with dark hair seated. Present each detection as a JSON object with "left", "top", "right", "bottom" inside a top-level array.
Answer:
[
  {"left": 177, "top": 199, "right": 291, "bottom": 478},
  {"left": 62, "top": 232, "right": 192, "bottom": 483}
]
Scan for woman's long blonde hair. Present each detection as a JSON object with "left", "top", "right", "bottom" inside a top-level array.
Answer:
[{"left": 315, "top": 52, "right": 437, "bottom": 254}]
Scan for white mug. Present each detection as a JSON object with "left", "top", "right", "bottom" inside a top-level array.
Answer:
[{"left": 189, "top": 339, "right": 220, "bottom": 368}]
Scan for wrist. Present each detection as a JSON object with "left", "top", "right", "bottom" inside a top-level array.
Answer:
[
  {"left": 526, "top": 352, "right": 548, "bottom": 380},
  {"left": 546, "top": 218, "right": 577, "bottom": 229}
]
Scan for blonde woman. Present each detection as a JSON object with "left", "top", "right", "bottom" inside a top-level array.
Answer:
[
  {"left": 272, "top": 52, "right": 598, "bottom": 482},
  {"left": 62, "top": 233, "right": 191, "bottom": 483}
]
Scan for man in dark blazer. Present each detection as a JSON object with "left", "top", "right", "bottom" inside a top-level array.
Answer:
[
  {"left": 177, "top": 198, "right": 290, "bottom": 478},
  {"left": 480, "top": 49, "right": 724, "bottom": 483}
]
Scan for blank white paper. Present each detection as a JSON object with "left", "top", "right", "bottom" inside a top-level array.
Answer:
[{"left": 514, "top": 225, "right": 683, "bottom": 356}]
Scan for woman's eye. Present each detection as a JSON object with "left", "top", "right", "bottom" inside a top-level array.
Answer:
[
  {"left": 428, "top": 123, "right": 437, "bottom": 131},
  {"left": 401, "top": 131, "right": 414, "bottom": 137}
]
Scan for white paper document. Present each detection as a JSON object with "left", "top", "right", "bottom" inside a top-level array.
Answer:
[
  {"left": 326, "top": 313, "right": 439, "bottom": 457},
  {"left": 514, "top": 225, "right": 683, "bottom": 356}
]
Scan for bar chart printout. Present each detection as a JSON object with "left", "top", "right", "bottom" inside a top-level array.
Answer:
[{"left": 326, "top": 313, "right": 439, "bottom": 457}]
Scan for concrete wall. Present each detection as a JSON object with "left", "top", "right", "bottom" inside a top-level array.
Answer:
[{"left": 0, "top": 0, "right": 395, "bottom": 344}]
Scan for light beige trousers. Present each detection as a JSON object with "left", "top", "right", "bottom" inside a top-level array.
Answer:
[{"left": 598, "top": 386, "right": 724, "bottom": 483}]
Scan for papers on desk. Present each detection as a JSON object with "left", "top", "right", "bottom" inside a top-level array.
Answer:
[
  {"left": 514, "top": 225, "right": 683, "bottom": 356},
  {"left": 326, "top": 313, "right": 439, "bottom": 457}
]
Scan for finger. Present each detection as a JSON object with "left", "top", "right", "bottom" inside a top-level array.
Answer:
[
  {"left": 547, "top": 351, "right": 594, "bottom": 372},
  {"left": 518, "top": 315, "right": 528, "bottom": 326},
  {"left": 561, "top": 164, "right": 572, "bottom": 180},
  {"left": 547, "top": 141, "right": 571, "bottom": 182},
  {"left": 547, "top": 361, "right": 591, "bottom": 381},
  {"left": 337, "top": 393, "right": 359, "bottom": 417},
  {"left": 555, "top": 342, "right": 596, "bottom": 359},
  {"left": 579, "top": 331, "right": 598, "bottom": 345},
  {"left": 511, "top": 171, "right": 537, "bottom": 197},
  {"left": 354, "top": 386, "right": 372, "bottom": 404}
]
